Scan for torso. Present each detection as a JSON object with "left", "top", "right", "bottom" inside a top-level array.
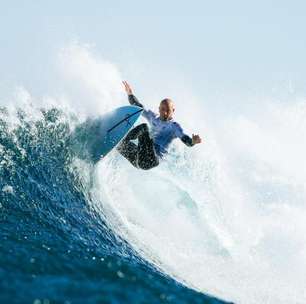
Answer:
[{"left": 146, "top": 111, "right": 182, "bottom": 156}]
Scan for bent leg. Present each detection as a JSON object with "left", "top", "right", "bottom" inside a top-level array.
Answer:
[
  {"left": 117, "top": 123, "right": 159, "bottom": 170},
  {"left": 117, "top": 140, "right": 138, "bottom": 168},
  {"left": 116, "top": 124, "right": 148, "bottom": 167},
  {"left": 124, "top": 123, "right": 148, "bottom": 141},
  {"left": 137, "top": 130, "right": 159, "bottom": 170}
]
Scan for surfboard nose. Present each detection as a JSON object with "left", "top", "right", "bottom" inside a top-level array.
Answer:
[{"left": 70, "top": 106, "right": 143, "bottom": 163}]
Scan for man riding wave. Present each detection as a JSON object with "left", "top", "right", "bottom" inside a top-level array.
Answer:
[{"left": 117, "top": 81, "right": 202, "bottom": 170}]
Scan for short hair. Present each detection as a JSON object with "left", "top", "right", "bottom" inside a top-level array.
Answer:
[{"left": 160, "top": 98, "right": 174, "bottom": 107}]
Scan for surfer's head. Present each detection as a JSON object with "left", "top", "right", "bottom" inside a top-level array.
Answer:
[{"left": 159, "top": 98, "right": 175, "bottom": 121}]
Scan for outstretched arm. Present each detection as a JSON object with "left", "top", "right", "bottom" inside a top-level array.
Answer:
[
  {"left": 174, "top": 122, "right": 202, "bottom": 147},
  {"left": 122, "top": 81, "right": 144, "bottom": 108},
  {"left": 181, "top": 134, "right": 202, "bottom": 147}
]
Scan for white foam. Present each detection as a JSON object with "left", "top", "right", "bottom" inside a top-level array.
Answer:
[
  {"left": 3, "top": 43, "right": 306, "bottom": 304},
  {"left": 90, "top": 70, "right": 306, "bottom": 302},
  {"left": 93, "top": 97, "right": 306, "bottom": 303}
]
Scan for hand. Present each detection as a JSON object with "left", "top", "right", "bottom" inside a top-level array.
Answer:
[
  {"left": 192, "top": 134, "right": 202, "bottom": 145},
  {"left": 122, "top": 80, "right": 133, "bottom": 95}
]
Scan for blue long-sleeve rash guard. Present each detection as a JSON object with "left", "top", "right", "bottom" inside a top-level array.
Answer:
[{"left": 128, "top": 94, "right": 193, "bottom": 157}]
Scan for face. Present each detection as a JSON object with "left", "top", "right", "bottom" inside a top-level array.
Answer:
[{"left": 159, "top": 100, "right": 175, "bottom": 121}]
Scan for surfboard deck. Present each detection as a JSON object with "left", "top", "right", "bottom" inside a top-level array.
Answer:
[
  {"left": 99, "top": 105, "right": 143, "bottom": 158},
  {"left": 70, "top": 105, "right": 143, "bottom": 162}
]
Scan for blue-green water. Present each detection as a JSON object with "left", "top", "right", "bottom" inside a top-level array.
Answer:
[{"left": 0, "top": 107, "right": 230, "bottom": 304}]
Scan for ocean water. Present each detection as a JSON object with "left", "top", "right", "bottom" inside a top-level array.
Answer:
[
  {"left": 0, "top": 104, "right": 229, "bottom": 304},
  {"left": 1, "top": 44, "right": 306, "bottom": 304}
]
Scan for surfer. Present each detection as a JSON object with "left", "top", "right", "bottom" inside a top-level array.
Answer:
[{"left": 117, "top": 81, "right": 202, "bottom": 170}]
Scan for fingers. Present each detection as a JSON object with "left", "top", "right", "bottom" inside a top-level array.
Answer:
[
  {"left": 192, "top": 134, "right": 202, "bottom": 144},
  {"left": 123, "top": 80, "right": 130, "bottom": 89},
  {"left": 122, "top": 80, "right": 132, "bottom": 94}
]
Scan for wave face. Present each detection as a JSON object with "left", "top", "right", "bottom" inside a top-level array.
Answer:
[
  {"left": 0, "top": 104, "right": 227, "bottom": 304},
  {"left": 1, "top": 44, "right": 306, "bottom": 304}
]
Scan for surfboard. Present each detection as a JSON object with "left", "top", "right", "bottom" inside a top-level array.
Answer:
[
  {"left": 98, "top": 105, "right": 143, "bottom": 158},
  {"left": 70, "top": 105, "right": 143, "bottom": 162}
]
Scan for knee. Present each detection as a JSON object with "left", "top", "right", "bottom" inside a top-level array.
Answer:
[
  {"left": 139, "top": 123, "right": 149, "bottom": 132},
  {"left": 139, "top": 164, "right": 153, "bottom": 170},
  {"left": 138, "top": 158, "right": 159, "bottom": 170}
]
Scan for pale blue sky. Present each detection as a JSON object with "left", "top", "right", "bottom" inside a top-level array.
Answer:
[{"left": 1, "top": 0, "right": 306, "bottom": 106}]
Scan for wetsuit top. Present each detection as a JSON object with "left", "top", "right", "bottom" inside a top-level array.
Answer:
[{"left": 128, "top": 94, "right": 194, "bottom": 157}]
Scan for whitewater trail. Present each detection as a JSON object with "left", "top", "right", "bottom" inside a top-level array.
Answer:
[
  {"left": 2, "top": 43, "right": 306, "bottom": 304},
  {"left": 90, "top": 107, "right": 306, "bottom": 304}
]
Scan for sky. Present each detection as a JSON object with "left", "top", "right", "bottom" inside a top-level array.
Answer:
[{"left": 1, "top": 0, "right": 306, "bottom": 109}]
